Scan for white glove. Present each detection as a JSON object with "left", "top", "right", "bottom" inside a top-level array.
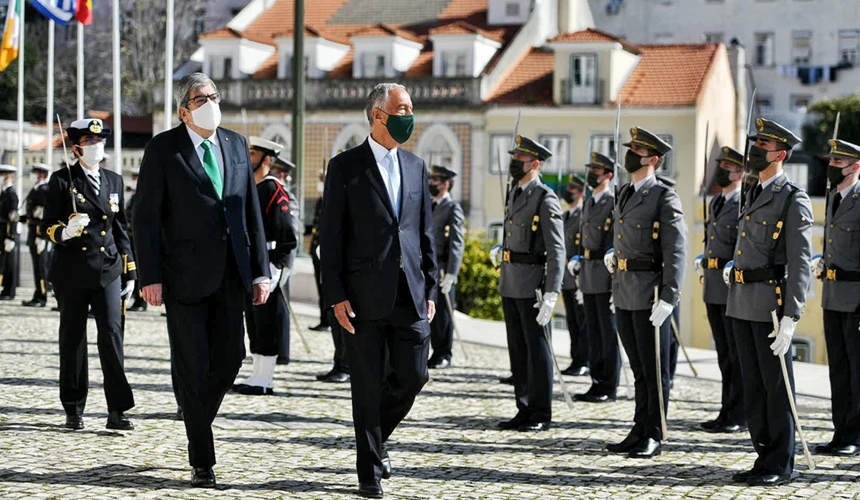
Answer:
[
  {"left": 61, "top": 213, "right": 90, "bottom": 241},
  {"left": 694, "top": 253, "right": 704, "bottom": 279},
  {"left": 567, "top": 255, "right": 583, "bottom": 276},
  {"left": 574, "top": 289, "right": 584, "bottom": 305},
  {"left": 3, "top": 239, "right": 13, "bottom": 252},
  {"left": 35, "top": 239, "right": 47, "bottom": 254},
  {"left": 769, "top": 317, "right": 796, "bottom": 357},
  {"left": 120, "top": 280, "right": 135, "bottom": 298},
  {"left": 603, "top": 248, "right": 616, "bottom": 273},
  {"left": 810, "top": 253, "right": 824, "bottom": 278},
  {"left": 489, "top": 244, "right": 503, "bottom": 267},
  {"left": 33, "top": 206, "right": 44, "bottom": 220},
  {"left": 315, "top": 245, "right": 320, "bottom": 260},
  {"left": 267, "top": 262, "right": 281, "bottom": 293},
  {"left": 649, "top": 299, "right": 674, "bottom": 327},
  {"left": 722, "top": 260, "right": 734, "bottom": 286},
  {"left": 534, "top": 290, "right": 558, "bottom": 326},
  {"left": 440, "top": 273, "right": 455, "bottom": 294},
  {"left": 609, "top": 294, "right": 615, "bottom": 313}
]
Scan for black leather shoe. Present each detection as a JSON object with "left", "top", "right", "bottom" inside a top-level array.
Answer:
[
  {"left": 64, "top": 414, "right": 84, "bottom": 430},
  {"left": 497, "top": 414, "right": 528, "bottom": 430},
  {"left": 628, "top": 438, "right": 661, "bottom": 458},
  {"left": 576, "top": 393, "right": 615, "bottom": 403},
  {"left": 106, "top": 411, "right": 134, "bottom": 430},
  {"left": 191, "top": 467, "right": 216, "bottom": 488},
  {"left": 747, "top": 473, "right": 792, "bottom": 486},
  {"left": 127, "top": 302, "right": 147, "bottom": 312},
  {"left": 699, "top": 418, "right": 722, "bottom": 431},
  {"left": 428, "top": 357, "right": 451, "bottom": 369},
  {"left": 561, "top": 365, "right": 590, "bottom": 376},
  {"left": 731, "top": 469, "right": 758, "bottom": 483},
  {"left": 21, "top": 298, "right": 46, "bottom": 307},
  {"left": 606, "top": 433, "right": 641, "bottom": 453},
  {"left": 711, "top": 423, "right": 745, "bottom": 434},
  {"left": 276, "top": 356, "right": 290, "bottom": 365},
  {"left": 232, "top": 384, "right": 274, "bottom": 396},
  {"left": 309, "top": 323, "right": 330, "bottom": 331},
  {"left": 381, "top": 446, "right": 391, "bottom": 479},
  {"left": 499, "top": 375, "right": 514, "bottom": 385},
  {"left": 316, "top": 369, "right": 350, "bottom": 383},
  {"left": 831, "top": 444, "right": 860, "bottom": 456},
  {"left": 175, "top": 407, "right": 184, "bottom": 421},
  {"left": 358, "top": 480, "right": 383, "bottom": 498},
  {"left": 0, "top": 295, "right": 13, "bottom": 301},
  {"left": 518, "top": 421, "right": 551, "bottom": 432}
]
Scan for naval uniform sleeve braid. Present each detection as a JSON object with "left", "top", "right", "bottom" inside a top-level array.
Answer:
[
  {"left": 783, "top": 190, "right": 813, "bottom": 319},
  {"left": 43, "top": 172, "right": 70, "bottom": 246},
  {"left": 541, "top": 191, "right": 566, "bottom": 294},
  {"left": 446, "top": 202, "right": 465, "bottom": 278},
  {"left": 658, "top": 188, "right": 687, "bottom": 305},
  {"left": 111, "top": 174, "right": 136, "bottom": 281}
]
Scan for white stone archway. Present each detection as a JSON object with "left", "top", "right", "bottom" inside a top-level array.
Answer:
[
  {"left": 331, "top": 123, "right": 369, "bottom": 157},
  {"left": 416, "top": 123, "right": 463, "bottom": 200},
  {"left": 260, "top": 123, "right": 292, "bottom": 157}
]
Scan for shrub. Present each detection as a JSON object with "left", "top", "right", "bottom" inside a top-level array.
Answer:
[{"left": 456, "top": 232, "right": 503, "bottom": 320}]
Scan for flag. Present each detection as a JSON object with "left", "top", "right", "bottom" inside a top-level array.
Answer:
[
  {"left": 76, "top": 0, "right": 92, "bottom": 25},
  {"left": 0, "top": 0, "right": 21, "bottom": 71},
  {"left": 31, "top": 0, "right": 76, "bottom": 25}
]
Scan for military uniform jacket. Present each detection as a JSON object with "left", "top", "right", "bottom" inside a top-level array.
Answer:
[
  {"left": 561, "top": 204, "right": 582, "bottom": 290},
  {"left": 256, "top": 176, "right": 298, "bottom": 269},
  {"left": 0, "top": 185, "right": 18, "bottom": 243},
  {"left": 702, "top": 190, "right": 739, "bottom": 305},
  {"left": 611, "top": 176, "right": 686, "bottom": 310},
  {"left": 822, "top": 181, "right": 860, "bottom": 312},
  {"left": 499, "top": 178, "right": 565, "bottom": 299},
  {"left": 580, "top": 191, "right": 614, "bottom": 294},
  {"left": 23, "top": 181, "right": 50, "bottom": 246},
  {"left": 431, "top": 195, "right": 465, "bottom": 279},
  {"left": 44, "top": 163, "right": 136, "bottom": 290},
  {"left": 726, "top": 174, "right": 813, "bottom": 322}
]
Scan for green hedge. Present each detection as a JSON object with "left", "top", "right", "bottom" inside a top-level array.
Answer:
[{"left": 456, "top": 233, "right": 503, "bottom": 321}]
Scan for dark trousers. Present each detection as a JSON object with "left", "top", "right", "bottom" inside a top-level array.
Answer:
[
  {"left": 244, "top": 285, "right": 288, "bottom": 356},
  {"left": 823, "top": 309, "right": 860, "bottom": 446},
  {"left": 57, "top": 277, "right": 134, "bottom": 416},
  {"left": 561, "top": 288, "right": 589, "bottom": 368},
  {"left": 277, "top": 278, "right": 291, "bottom": 363},
  {"left": 345, "top": 272, "right": 430, "bottom": 482},
  {"left": 732, "top": 318, "right": 795, "bottom": 476},
  {"left": 325, "top": 310, "right": 351, "bottom": 373},
  {"left": 311, "top": 250, "right": 329, "bottom": 327},
  {"left": 429, "top": 286, "right": 455, "bottom": 361},
  {"left": 668, "top": 307, "right": 680, "bottom": 380},
  {"left": 164, "top": 267, "right": 246, "bottom": 468},
  {"left": 0, "top": 244, "right": 17, "bottom": 297},
  {"left": 706, "top": 303, "right": 745, "bottom": 425},
  {"left": 582, "top": 292, "right": 619, "bottom": 396},
  {"left": 502, "top": 297, "right": 553, "bottom": 423},
  {"left": 28, "top": 240, "right": 49, "bottom": 301},
  {"left": 616, "top": 308, "right": 671, "bottom": 441}
]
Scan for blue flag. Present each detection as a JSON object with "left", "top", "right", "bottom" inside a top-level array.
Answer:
[{"left": 30, "top": 0, "right": 76, "bottom": 25}]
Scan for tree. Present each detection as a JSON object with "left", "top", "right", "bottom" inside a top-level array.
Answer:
[{"left": 801, "top": 96, "right": 860, "bottom": 196}]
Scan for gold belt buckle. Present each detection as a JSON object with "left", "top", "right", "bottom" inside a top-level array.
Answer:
[
  {"left": 707, "top": 258, "right": 719, "bottom": 270},
  {"left": 617, "top": 258, "right": 628, "bottom": 271},
  {"left": 502, "top": 250, "right": 511, "bottom": 263},
  {"left": 584, "top": 248, "right": 591, "bottom": 259},
  {"left": 826, "top": 268, "right": 836, "bottom": 281},
  {"left": 734, "top": 269, "right": 744, "bottom": 284}
]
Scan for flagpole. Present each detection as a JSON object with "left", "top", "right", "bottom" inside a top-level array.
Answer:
[
  {"left": 16, "top": 0, "right": 24, "bottom": 198},
  {"left": 112, "top": 0, "right": 121, "bottom": 174},
  {"left": 76, "top": 22, "right": 83, "bottom": 120},
  {"left": 46, "top": 19, "right": 54, "bottom": 169},
  {"left": 164, "top": 0, "right": 173, "bottom": 131}
]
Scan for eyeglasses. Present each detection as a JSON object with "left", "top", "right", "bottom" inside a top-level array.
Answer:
[{"left": 186, "top": 92, "right": 221, "bottom": 107}]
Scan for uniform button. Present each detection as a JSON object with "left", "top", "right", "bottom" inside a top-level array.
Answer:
[
  {"left": 710, "top": 235, "right": 715, "bottom": 240},
  {"left": 507, "top": 232, "right": 511, "bottom": 237},
  {"left": 830, "top": 224, "right": 834, "bottom": 228},
  {"left": 618, "top": 219, "right": 623, "bottom": 224},
  {"left": 102, "top": 215, "right": 108, "bottom": 220},
  {"left": 708, "top": 250, "right": 713, "bottom": 255},
  {"left": 99, "top": 246, "right": 105, "bottom": 252},
  {"left": 828, "top": 253, "right": 832, "bottom": 258},
  {"left": 100, "top": 231, "right": 106, "bottom": 236},
  {"left": 737, "top": 250, "right": 742, "bottom": 255},
  {"left": 745, "top": 215, "right": 750, "bottom": 220},
  {"left": 82, "top": 229, "right": 88, "bottom": 235},
  {"left": 617, "top": 234, "right": 622, "bottom": 239},
  {"left": 741, "top": 232, "right": 746, "bottom": 237},
  {"left": 828, "top": 238, "right": 833, "bottom": 243},
  {"left": 81, "top": 246, "right": 87, "bottom": 251}
]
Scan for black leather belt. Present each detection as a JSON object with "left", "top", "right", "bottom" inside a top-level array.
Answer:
[
  {"left": 824, "top": 266, "right": 860, "bottom": 282},
  {"left": 617, "top": 258, "right": 659, "bottom": 272},
  {"left": 731, "top": 266, "right": 785, "bottom": 284},
  {"left": 502, "top": 249, "right": 546, "bottom": 265},
  {"left": 706, "top": 257, "right": 729, "bottom": 270}
]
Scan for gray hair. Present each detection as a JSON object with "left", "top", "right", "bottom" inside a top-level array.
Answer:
[
  {"left": 176, "top": 72, "right": 217, "bottom": 111},
  {"left": 365, "top": 83, "right": 406, "bottom": 125}
]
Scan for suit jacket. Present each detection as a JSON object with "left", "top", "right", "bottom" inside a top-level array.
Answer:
[
  {"left": 431, "top": 195, "right": 465, "bottom": 280},
  {"left": 580, "top": 192, "right": 614, "bottom": 295},
  {"left": 702, "top": 191, "right": 739, "bottom": 305},
  {"left": 320, "top": 139, "right": 437, "bottom": 321},
  {"left": 561, "top": 204, "right": 582, "bottom": 290},
  {"left": 726, "top": 174, "right": 813, "bottom": 322},
  {"left": 133, "top": 124, "right": 269, "bottom": 302},
  {"left": 822, "top": 182, "right": 860, "bottom": 312},
  {"left": 611, "top": 176, "right": 687, "bottom": 310},
  {"left": 43, "top": 163, "right": 135, "bottom": 289}
]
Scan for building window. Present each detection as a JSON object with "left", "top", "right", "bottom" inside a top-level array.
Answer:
[
  {"left": 567, "top": 53, "right": 597, "bottom": 104},
  {"left": 790, "top": 94, "right": 812, "bottom": 113},
  {"left": 489, "top": 134, "right": 512, "bottom": 174},
  {"left": 791, "top": 336, "right": 813, "bottom": 362},
  {"left": 705, "top": 32, "right": 724, "bottom": 44},
  {"left": 505, "top": 2, "right": 520, "bottom": 16},
  {"left": 210, "top": 56, "right": 232, "bottom": 80},
  {"left": 538, "top": 135, "right": 571, "bottom": 193},
  {"left": 754, "top": 32, "right": 774, "bottom": 66},
  {"left": 359, "top": 53, "right": 386, "bottom": 78},
  {"left": 756, "top": 95, "right": 774, "bottom": 115},
  {"left": 422, "top": 132, "right": 456, "bottom": 171},
  {"left": 656, "top": 134, "right": 674, "bottom": 179},
  {"left": 282, "top": 55, "right": 309, "bottom": 79},
  {"left": 792, "top": 30, "right": 812, "bottom": 64},
  {"left": 838, "top": 29, "right": 859, "bottom": 65},
  {"left": 441, "top": 52, "right": 468, "bottom": 77},
  {"left": 589, "top": 133, "right": 617, "bottom": 160}
]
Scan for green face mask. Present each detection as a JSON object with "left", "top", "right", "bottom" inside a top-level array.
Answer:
[{"left": 381, "top": 111, "right": 415, "bottom": 144}]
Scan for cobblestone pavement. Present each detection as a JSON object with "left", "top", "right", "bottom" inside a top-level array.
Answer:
[{"left": 0, "top": 288, "right": 858, "bottom": 499}]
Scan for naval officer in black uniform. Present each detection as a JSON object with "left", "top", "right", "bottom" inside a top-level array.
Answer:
[{"left": 21, "top": 163, "right": 52, "bottom": 307}]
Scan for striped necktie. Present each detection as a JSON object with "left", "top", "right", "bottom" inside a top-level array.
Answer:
[{"left": 86, "top": 170, "right": 100, "bottom": 196}]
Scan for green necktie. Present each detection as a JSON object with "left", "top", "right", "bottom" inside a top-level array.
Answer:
[{"left": 201, "top": 139, "right": 223, "bottom": 198}]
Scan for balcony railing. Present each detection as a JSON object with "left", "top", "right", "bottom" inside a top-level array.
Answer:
[
  {"left": 155, "top": 77, "right": 483, "bottom": 109},
  {"left": 559, "top": 78, "right": 605, "bottom": 106}
]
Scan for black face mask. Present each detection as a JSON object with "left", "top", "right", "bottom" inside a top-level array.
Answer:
[
  {"left": 747, "top": 145, "right": 776, "bottom": 172},
  {"left": 428, "top": 184, "right": 440, "bottom": 197},
  {"left": 561, "top": 191, "right": 575, "bottom": 204},
  {"left": 714, "top": 166, "right": 733, "bottom": 187},
  {"left": 624, "top": 150, "right": 648, "bottom": 173},
  {"left": 828, "top": 165, "right": 848, "bottom": 187},
  {"left": 586, "top": 171, "right": 601, "bottom": 188},
  {"left": 509, "top": 158, "right": 528, "bottom": 180}
]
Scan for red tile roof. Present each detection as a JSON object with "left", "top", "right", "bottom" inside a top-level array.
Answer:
[
  {"left": 252, "top": 53, "right": 280, "bottom": 79},
  {"left": 549, "top": 28, "right": 640, "bottom": 54},
  {"left": 199, "top": 27, "right": 277, "bottom": 47},
  {"left": 350, "top": 24, "right": 424, "bottom": 44},
  {"left": 429, "top": 20, "right": 504, "bottom": 43},
  {"left": 489, "top": 48, "right": 555, "bottom": 105}
]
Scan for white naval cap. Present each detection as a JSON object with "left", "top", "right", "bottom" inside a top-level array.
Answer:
[
  {"left": 31, "top": 163, "right": 50, "bottom": 173},
  {"left": 0, "top": 164, "right": 16, "bottom": 173},
  {"left": 249, "top": 136, "right": 284, "bottom": 156}
]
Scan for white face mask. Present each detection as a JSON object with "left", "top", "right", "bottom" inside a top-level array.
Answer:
[
  {"left": 29, "top": 173, "right": 38, "bottom": 184},
  {"left": 189, "top": 99, "right": 222, "bottom": 131},
  {"left": 317, "top": 181, "right": 324, "bottom": 193},
  {"left": 79, "top": 142, "right": 105, "bottom": 168}
]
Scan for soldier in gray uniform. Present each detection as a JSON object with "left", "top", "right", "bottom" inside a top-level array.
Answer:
[
  {"left": 813, "top": 138, "right": 860, "bottom": 457},
  {"left": 489, "top": 135, "right": 565, "bottom": 432},
  {"left": 573, "top": 152, "right": 619, "bottom": 402},
  {"left": 603, "top": 127, "right": 686, "bottom": 458},
  {"left": 427, "top": 165, "right": 465, "bottom": 369},
  {"left": 559, "top": 175, "right": 589, "bottom": 376},
  {"left": 724, "top": 118, "right": 813, "bottom": 486},
  {"left": 694, "top": 146, "right": 745, "bottom": 433}
]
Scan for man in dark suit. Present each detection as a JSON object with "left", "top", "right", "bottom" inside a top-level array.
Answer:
[
  {"left": 134, "top": 73, "right": 270, "bottom": 488},
  {"left": 320, "top": 83, "right": 437, "bottom": 499}
]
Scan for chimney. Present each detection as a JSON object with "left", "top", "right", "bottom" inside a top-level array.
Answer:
[
  {"left": 558, "top": 0, "right": 595, "bottom": 34},
  {"left": 727, "top": 38, "right": 748, "bottom": 149}
]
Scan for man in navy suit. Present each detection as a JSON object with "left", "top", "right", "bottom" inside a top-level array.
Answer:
[
  {"left": 321, "top": 83, "right": 437, "bottom": 499},
  {"left": 133, "top": 73, "right": 270, "bottom": 488}
]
